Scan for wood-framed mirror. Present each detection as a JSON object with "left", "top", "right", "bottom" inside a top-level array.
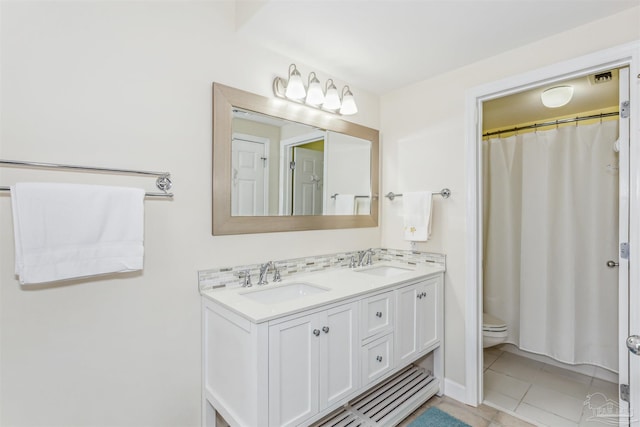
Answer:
[{"left": 212, "top": 82, "right": 379, "bottom": 235}]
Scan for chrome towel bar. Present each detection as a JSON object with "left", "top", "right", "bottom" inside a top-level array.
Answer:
[
  {"left": 0, "top": 159, "right": 173, "bottom": 198},
  {"left": 330, "top": 193, "right": 373, "bottom": 200},
  {"left": 385, "top": 188, "right": 451, "bottom": 201}
]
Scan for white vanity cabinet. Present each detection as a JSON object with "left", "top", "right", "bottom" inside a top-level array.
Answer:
[
  {"left": 268, "top": 302, "right": 359, "bottom": 427},
  {"left": 202, "top": 268, "right": 444, "bottom": 427},
  {"left": 395, "top": 276, "right": 442, "bottom": 366}
]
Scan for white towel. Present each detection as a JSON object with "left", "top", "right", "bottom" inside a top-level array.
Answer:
[
  {"left": 355, "top": 198, "right": 370, "bottom": 215},
  {"left": 403, "top": 191, "right": 433, "bottom": 241},
  {"left": 11, "top": 182, "right": 145, "bottom": 285},
  {"left": 334, "top": 194, "right": 355, "bottom": 215}
]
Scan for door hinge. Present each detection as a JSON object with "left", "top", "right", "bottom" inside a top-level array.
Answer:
[
  {"left": 621, "top": 384, "right": 630, "bottom": 403},
  {"left": 621, "top": 101, "right": 630, "bottom": 119},
  {"left": 621, "top": 242, "right": 629, "bottom": 260},
  {"left": 289, "top": 161, "right": 296, "bottom": 170}
]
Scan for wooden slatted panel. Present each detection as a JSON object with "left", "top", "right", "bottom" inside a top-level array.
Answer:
[{"left": 311, "top": 365, "right": 437, "bottom": 427}]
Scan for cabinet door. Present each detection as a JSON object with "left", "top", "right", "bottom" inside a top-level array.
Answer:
[
  {"left": 395, "top": 284, "right": 420, "bottom": 365},
  {"left": 320, "top": 302, "right": 359, "bottom": 409},
  {"left": 269, "top": 313, "right": 320, "bottom": 427},
  {"left": 418, "top": 278, "right": 439, "bottom": 352}
]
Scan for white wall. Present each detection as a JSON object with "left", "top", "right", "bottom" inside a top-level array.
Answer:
[
  {"left": 380, "top": 7, "right": 640, "bottom": 389},
  {"left": 0, "top": 2, "right": 380, "bottom": 426}
]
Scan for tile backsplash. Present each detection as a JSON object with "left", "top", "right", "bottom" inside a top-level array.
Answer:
[{"left": 198, "top": 248, "right": 446, "bottom": 293}]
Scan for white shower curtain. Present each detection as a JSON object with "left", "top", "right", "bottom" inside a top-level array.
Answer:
[{"left": 483, "top": 121, "right": 619, "bottom": 371}]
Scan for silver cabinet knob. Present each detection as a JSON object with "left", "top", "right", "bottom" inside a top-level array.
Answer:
[
  {"left": 627, "top": 335, "right": 640, "bottom": 355},
  {"left": 376, "top": 311, "right": 383, "bottom": 318},
  {"left": 376, "top": 355, "right": 383, "bottom": 362},
  {"left": 313, "top": 329, "right": 320, "bottom": 337},
  {"left": 322, "top": 326, "right": 330, "bottom": 333},
  {"left": 607, "top": 260, "right": 619, "bottom": 268}
]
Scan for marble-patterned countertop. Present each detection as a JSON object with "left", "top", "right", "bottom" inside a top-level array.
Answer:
[{"left": 201, "top": 261, "right": 444, "bottom": 323}]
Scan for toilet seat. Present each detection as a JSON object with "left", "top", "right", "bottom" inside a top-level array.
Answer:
[
  {"left": 483, "top": 313, "right": 507, "bottom": 332},
  {"left": 483, "top": 312, "right": 507, "bottom": 348}
]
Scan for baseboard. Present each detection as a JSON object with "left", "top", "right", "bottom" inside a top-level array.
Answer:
[{"left": 443, "top": 377, "right": 467, "bottom": 404}]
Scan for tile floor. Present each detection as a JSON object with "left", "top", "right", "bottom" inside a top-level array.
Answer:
[
  {"left": 483, "top": 348, "right": 620, "bottom": 426},
  {"left": 398, "top": 394, "right": 536, "bottom": 427},
  {"left": 400, "top": 348, "right": 620, "bottom": 427}
]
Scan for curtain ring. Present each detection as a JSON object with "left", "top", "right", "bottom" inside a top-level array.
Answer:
[
  {"left": 600, "top": 112, "right": 603, "bottom": 124},
  {"left": 556, "top": 120, "right": 559, "bottom": 129},
  {"left": 575, "top": 116, "right": 579, "bottom": 127}
]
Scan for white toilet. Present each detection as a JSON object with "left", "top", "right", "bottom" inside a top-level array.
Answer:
[{"left": 483, "top": 312, "right": 508, "bottom": 348}]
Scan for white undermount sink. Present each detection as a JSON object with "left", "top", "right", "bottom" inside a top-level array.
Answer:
[
  {"left": 356, "top": 265, "right": 414, "bottom": 277},
  {"left": 240, "top": 282, "right": 329, "bottom": 304}
]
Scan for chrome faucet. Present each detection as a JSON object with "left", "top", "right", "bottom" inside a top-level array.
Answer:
[
  {"left": 358, "top": 249, "right": 375, "bottom": 267},
  {"left": 258, "top": 261, "right": 273, "bottom": 285},
  {"left": 272, "top": 264, "right": 282, "bottom": 282},
  {"left": 237, "top": 270, "right": 252, "bottom": 287}
]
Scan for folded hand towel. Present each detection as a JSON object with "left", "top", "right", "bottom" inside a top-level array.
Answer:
[
  {"left": 403, "top": 191, "right": 433, "bottom": 241},
  {"left": 11, "top": 183, "right": 145, "bottom": 284},
  {"left": 335, "top": 194, "right": 356, "bottom": 215},
  {"left": 355, "top": 198, "right": 370, "bottom": 215}
]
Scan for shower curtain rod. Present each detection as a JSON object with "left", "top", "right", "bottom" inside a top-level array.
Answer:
[{"left": 483, "top": 111, "right": 619, "bottom": 138}]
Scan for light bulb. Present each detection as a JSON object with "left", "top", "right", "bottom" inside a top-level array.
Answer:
[
  {"left": 305, "top": 72, "right": 324, "bottom": 106},
  {"left": 322, "top": 79, "right": 341, "bottom": 110},
  {"left": 285, "top": 64, "right": 306, "bottom": 100},
  {"left": 339, "top": 86, "right": 358, "bottom": 115}
]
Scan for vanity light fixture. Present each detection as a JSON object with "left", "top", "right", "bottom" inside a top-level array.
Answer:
[
  {"left": 322, "top": 79, "right": 342, "bottom": 111},
  {"left": 305, "top": 72, "right": 325, "bottom": 105},
  {"left": 339, "top": 86, "right": 358, "bottom": 115},
  {"left": 272, "top": 64, "right": 358, "bottom": 115},
  {"left": 541, "top": 85, "right": 574, "bottom": 108},
  {"left": 284, "top": 64, "right": 306, "bottom": 100}
]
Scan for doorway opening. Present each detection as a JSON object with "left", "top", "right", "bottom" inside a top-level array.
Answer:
[
  {"left": 480, "top": 68, "right": 626, "bottom": 425},
  {"left": 465, "top": 43, "right": 638, "bottom": 427}
]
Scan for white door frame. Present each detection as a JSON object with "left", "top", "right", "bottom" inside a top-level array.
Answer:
[
  {"left": 279, "top": 130, "right": 326, "bottom": 215},
  {"left": 464, "top": 42, "right": 640, "bottom": 412}
]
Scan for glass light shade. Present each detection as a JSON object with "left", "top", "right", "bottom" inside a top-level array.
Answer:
[
  {"left": 322, "top": 79, "right": 341, "bottom": 110},
  {"left": 541, "top": 85, "right": 574, "bottom": 108},
  {"left": 306, "top": 73, "right": 324, "bottom": 105},
  {"left": 339, "top": 87, "right": 358, "bottom": 115},
  {"left": 285, "top": 65, "right": 306, "bottom": 100}
]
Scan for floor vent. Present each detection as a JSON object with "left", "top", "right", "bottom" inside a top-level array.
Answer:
[{"left": 313, "top": 365, "right": 439, "bottom": 426}]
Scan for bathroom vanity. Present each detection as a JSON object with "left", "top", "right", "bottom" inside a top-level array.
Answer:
[{"left": 201, "top": 261, "right": 444, "bottom": 427}]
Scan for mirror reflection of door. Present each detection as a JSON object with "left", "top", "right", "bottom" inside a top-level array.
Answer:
[
  {"left": 292, "top": 146, "right": 323, "bottom": 215},
  {"left": 231, "top": 135, "right": 269, "bottom": 216}
]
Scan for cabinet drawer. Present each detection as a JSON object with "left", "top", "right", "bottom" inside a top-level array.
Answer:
[
  {"left": 361, "top": 334, "right": 394, "bottom": 385},
  {"left": 360, "top": 292, "right": 394, "bottom": 341}
]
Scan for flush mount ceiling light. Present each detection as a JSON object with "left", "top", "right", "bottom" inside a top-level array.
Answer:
[
  {"left": 273, "top": 64, "right": 358, "bottom": 115},
  {"left": 541, "top": 85, "right": 574, "bottom": 108}
]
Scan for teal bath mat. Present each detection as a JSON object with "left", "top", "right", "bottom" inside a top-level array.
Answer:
[{"left": 408, "top": 407, "right": 471, "bottom": 427}]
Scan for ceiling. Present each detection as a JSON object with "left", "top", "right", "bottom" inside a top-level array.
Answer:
[
  {"left": 483, "top": 68, "right": 620, "bottom": 131},
  {"left": 235, "top": 0, "right": 638, "bottom": 95}
]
